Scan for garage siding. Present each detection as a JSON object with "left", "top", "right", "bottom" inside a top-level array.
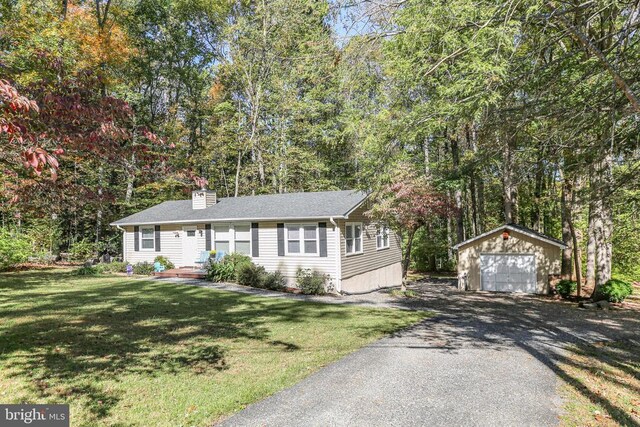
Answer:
[{"left": 457, "top": 230, "right": 562, "bottom": 294}]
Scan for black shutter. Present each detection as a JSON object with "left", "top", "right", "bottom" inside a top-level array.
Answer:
[
  {"left": 318, "top": 222, "right": 327, "bottom": 257},
  {"left": 205, "top": 224, "right": 212, "bottom": 251},
  {"left": 277, "top": 223, "right": 285, "bottom": 256},
  {"left": 251, "top": 223, "right": 259, "bottom": 257},
  {"left": 134, "top": 226, "right": 139, "bottom": 251},
  {"left": 154, "top": 225, "right": 161, "bottom": 251}
]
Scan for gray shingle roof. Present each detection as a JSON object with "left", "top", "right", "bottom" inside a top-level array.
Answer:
[{"left": 111, "top": 190, "right": 369, "bottom": 226}]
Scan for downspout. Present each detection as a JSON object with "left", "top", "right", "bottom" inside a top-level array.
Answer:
[{"left": 330, "top": 217, "right": 342, "bottom": 293}]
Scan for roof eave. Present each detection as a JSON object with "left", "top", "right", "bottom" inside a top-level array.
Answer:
[
  {"left": 452, "top": 224, "right": 568, "bottom": 250},
  {"left": 342, "top": 193, "right": 370, "bottom": 219},
  {"left": 110, "top": 215, "right": 349, "bottom": 227}
]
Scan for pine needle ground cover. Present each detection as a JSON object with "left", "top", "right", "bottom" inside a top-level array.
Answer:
[
  {"left": 0, "top": 269, "right": 428, "bottom": 426},
  {"left": 560, "top": 340, "right": 640, "bottom": 426}
]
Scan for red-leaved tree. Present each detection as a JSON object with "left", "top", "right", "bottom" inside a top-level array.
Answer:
[
  {"left": 0, "top": 79, "right": 61, "bottom": 180},
  {"left": 368, "top": 163, "right": 456, "bottom": 287}
]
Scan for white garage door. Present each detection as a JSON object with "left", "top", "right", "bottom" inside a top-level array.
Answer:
[{"left": 480, "top": 254, "right": 536, "bottom": 293}]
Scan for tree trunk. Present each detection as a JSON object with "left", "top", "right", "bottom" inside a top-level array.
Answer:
[
  {"left": 470, "top": 124, "right": 484, "bottom": 233},
  {"left": 591, "top": 153, "right": 614, "bottom": 295},
  {"left": 560, "top": 177, "right": 574, "bottom": 279},
  {"left": 124, "top": 153, "right": 135, "bottom": 205},
  {"left": 502, "top": 133, "right": 517, "bottom": 224},
  {"left": 585, "top": 213, "right": 596, "bottom": 287},
  {"left": 466, "top": 124, "right": 479, "bottom": 235},
  {"left": 570, "top": 222, "right": 583, "bottom": 297},
  {"left": 423, "top": 135, "right": 431, "bottom": 178},
  {"left": 401, "top": 227, "right": 418, "bottom": 288},
  {"left": 533, "top": 146, "right": 545, "bottom": 232},
  {"left": 469, "top": 175, "right": 478, "bottom": 235},
  {"left": 95, "top": 166, "right": 104, "bottom": 244},
  {"left": 476, "top": 175, "right": 485, "bottom": 233},
  {"left": 446, "top": 213, "right": 454, "bottom": 260},
  {"left": 234, "top": 150, "right": 242, "bottom": 197},
  {"left": 450, "top": 135, "right": 464, "bottom": 242}
]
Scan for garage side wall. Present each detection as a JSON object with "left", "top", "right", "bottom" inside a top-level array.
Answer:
[{"left": 457, "top": 230, "right": 562, "bottom": 294}]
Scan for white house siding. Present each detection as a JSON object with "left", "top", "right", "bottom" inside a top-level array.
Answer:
[
  {"left": 122, "top": 222, "right": 339, "bottom": 285},
  {"left": 338, "top": 204, "right": 403, "bottom": 293},
  {"left": 251, "top": 221, "right": 339, "bottom": 288},
  {"left": 123, "top": 224, "right": 205, "bottom": 267}
]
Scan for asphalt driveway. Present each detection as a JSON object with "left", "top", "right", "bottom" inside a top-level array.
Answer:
[{"left": 211, "top": 279, "right": 639, "bottom": 427}]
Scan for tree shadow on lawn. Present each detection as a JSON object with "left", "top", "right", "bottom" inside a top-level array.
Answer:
[
  {"left": 0, "top": 271, "right": 409, "bottom": 422},
  {"left": 385, "top": 280, "right": 640, "bottom": 425}
]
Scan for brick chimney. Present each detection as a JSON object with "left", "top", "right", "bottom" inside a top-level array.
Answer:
[{"left": 192, "top": 189, "right": 217, "bottom": 210}]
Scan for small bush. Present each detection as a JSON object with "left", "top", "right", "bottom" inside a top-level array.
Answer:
[
  {"left": 224, "top": 253, "right": 252, "bottom": 272},
  {"left": 205, "top": 252, "right": 252, "bottom": 282},
  {"left": 261, "top": 271, "right": 287, "bottom": 291},
  {"left": 133, "top": 261, "right": 154, "bottom": 275},
  {"left": 556, "top": 280, "right": 577, "bottom": 299},
  {"left": 296, "top": 268, "right": 328, "bottom": 295},
  {"left": 0, "top": 228, "right": 31, "bottom": 270},
  {"left": 154, "top": 255, "right": 175, "bottom": 270},
  {"left": 237, "top": 263, "right": 266, "bottom": 288},
  {"left": 595, "top": 279, "right": 633, "bottom": 303},
  {"left": 69, "top": 239, "right": 96, "bottom": 262},
  {"left": 206, "top": 261, "right": 236, "bottom": 282},
  {"left": 95, "top": 261, "right": 127, "bottom": 274},
  {"left": 73, "top": 265, "right": 99, "bottom": 276}
]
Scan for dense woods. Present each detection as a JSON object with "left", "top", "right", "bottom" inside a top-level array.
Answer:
[{"left": 1, "top": 0, "right": 638, "bottom": 288}]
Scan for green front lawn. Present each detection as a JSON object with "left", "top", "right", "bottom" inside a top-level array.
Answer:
[{"left": 0, "top": 269, "right": 428, "bottom": 426}]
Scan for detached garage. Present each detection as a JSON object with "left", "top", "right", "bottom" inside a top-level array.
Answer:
[{"left": 453, "top": 224, "right": 567, "bottom": 294}]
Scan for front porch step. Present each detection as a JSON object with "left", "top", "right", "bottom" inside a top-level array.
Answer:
[{"left": 154, "top": 269, "right": 206, "bottom": 279}]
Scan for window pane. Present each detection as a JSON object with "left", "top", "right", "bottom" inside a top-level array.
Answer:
[
  {"left": 354, "top": 224, "right": 362, "bottom": 238},
  {"left": 355, "top": 238, "right": 361, "bottom": 252},
  {"left": 235, "top": 241, "right": 250, "bottom": 255},
  {"left": 383, "top": 233, "right": 389, "bottom": 247},
  {"left": 345, "top": 225, "right": 353, "bottom": 239},
  {"left": 287, "top": 226, "right": 300, "bottom": 240},
  {"left": 215, "top": 225, "right": 230, "bottom": 240},
  {"left": 346, "top": 239, "right": 353, "bottom": 253},
  {"left": 186, "top": 230, "right": 196, "bottom": 237},
  {"left": 303, "top": 226, "right": 316, "bottom": 239},
  {"left": 235, "top": 224, "right": 251, "bottom": 240},
  {"left": 288, "top": 240, "right": 300, "bottom": 253},
  {"left": 377, "top": 235, "right": 382, "bottom": 248},
  {"left": 141, "top": 228, "right": 154, "bottom": 238},
  {"left": 215, "top": 241, "right": 230, "bottom": 253},
  {"left": 304, "top": 240, "right": 316, "bottom": 254},
  {"left": 141, "top": 239, "right": 154, "bottom": 249}
]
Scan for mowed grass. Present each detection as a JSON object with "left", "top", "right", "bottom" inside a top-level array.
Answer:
[
  {"left": 560, "top": 340, "right": 640, "bottom": 426},
  {"left": 0, "top": 269, "right": 428, "bottom": 426}
]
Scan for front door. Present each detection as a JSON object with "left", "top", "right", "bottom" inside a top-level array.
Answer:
[{"left": 181, "top": 226, "right": 199, "bottom": 266}]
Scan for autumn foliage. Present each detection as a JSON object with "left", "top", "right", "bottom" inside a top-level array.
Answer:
[
  {"left": 368, "top": 164, "right": 456, "bottom": 279},
  {"left": 0, "top": 79, "right": 61, "bottom": 179}
]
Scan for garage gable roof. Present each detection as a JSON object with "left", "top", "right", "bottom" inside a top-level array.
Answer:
[{"left": 452, "top": 224, "right": 567, "bottom": 250}]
